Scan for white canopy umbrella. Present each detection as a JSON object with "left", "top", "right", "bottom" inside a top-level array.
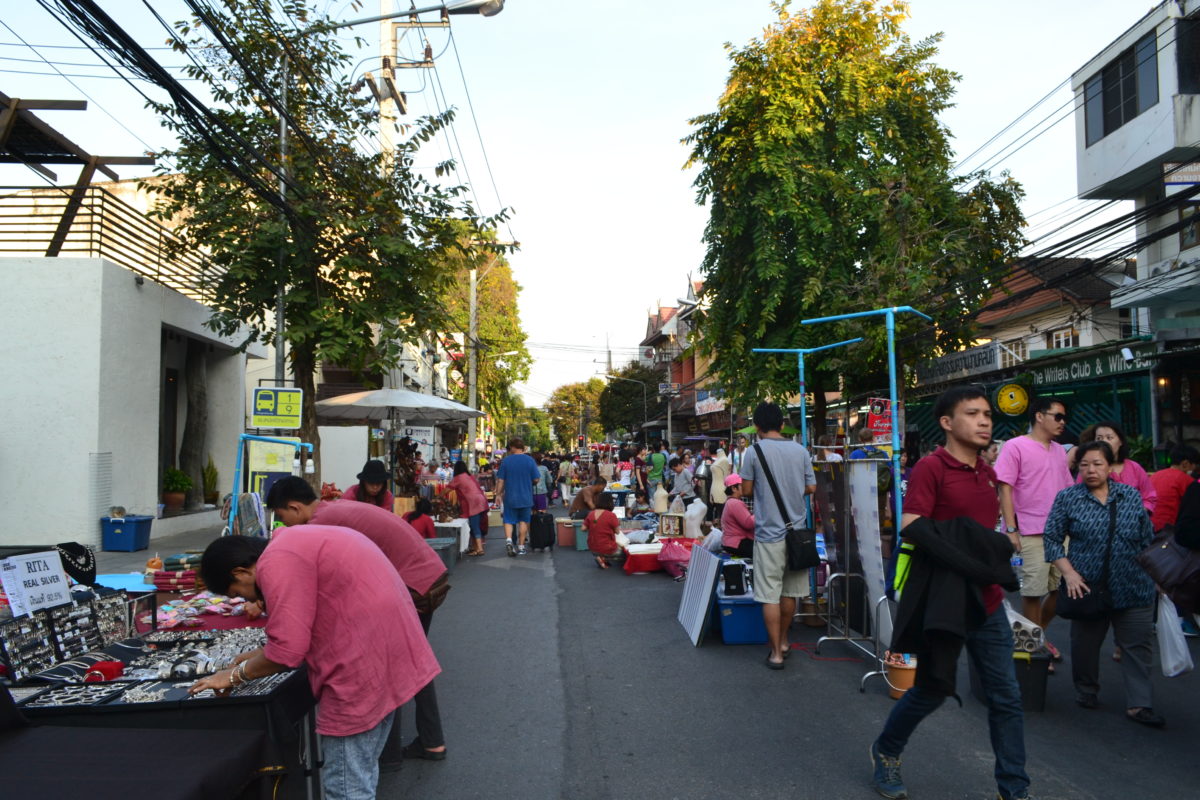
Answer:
[{"left": 315, "top": 388, "right": 484, "bottom": 424}]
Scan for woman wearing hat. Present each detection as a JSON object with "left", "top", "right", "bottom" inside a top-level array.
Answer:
[
  {"left": 342, "top": 459, "right": 395, "bottom": 510},
  {"left": 720, "top": 474, "right": 755, "bottom": 558}
]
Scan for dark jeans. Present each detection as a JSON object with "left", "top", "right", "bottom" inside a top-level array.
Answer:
[
  {"left": 723, "top": 539, "right": 754, "bottom": 558},
  {"left": 380, "top": 610, "right": 444, "bottom": 759},
  {"left": 1070, "top": 605, "right": 1154, "bottom": 709},
  {"left": 875, "top": 605, "right": 1029, "bottom": 800}
]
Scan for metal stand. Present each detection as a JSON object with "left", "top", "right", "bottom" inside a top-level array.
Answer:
[{"left": 814, "top": 471, "right": 874, "bottom": 656}]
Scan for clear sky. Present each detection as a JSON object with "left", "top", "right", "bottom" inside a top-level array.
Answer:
[{"left": 0, "top": 0, "right": 1153, "bottom": 406}]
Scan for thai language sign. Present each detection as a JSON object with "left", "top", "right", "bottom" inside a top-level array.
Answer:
[{"left": 915, "top": 342, "right": 998, "bottom": 385}]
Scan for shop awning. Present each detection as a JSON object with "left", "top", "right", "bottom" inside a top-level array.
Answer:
[{"left": 315, "top": 388, "right": 484, "bottom": 423}]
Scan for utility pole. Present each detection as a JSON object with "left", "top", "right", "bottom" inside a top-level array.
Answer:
[
  {"left": 466, "top": 262, "right": 479, "bottom": 470},
  {"left": 275, "top": 55, "right": 288, "bottom": 387}
]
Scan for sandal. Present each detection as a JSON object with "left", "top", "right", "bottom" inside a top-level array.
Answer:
[
  {"left": 594, "top": 555, "right": 609, "bottom": 570},
  {"left": 1126, "top": 707, "right": 1165, "bottom": 728},
  {"left": 1044, "top": 641, "right": 1062, "bottom": 661},
  {"left": 764, "top": 655, "right": 785, "bottom": 670}
]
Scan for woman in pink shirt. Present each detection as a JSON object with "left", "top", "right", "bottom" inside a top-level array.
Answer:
[
  {"left": 720, "top": 474, "right": 755, "bottom": 558},
  {"left": 1077, "top": 421, "right": 1156, "bottom": 514},
  {"left": 448, "top": 461, "right": 490, "bottom": 556},
  {"left": 341, "top": 459, "right": 395, "bottom": 510},
  {"left": 190, "top": 527, "right": 438, "bottom": 799}
]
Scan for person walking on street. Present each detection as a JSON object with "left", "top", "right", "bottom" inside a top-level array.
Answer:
[
  {"left": 533, "top": 453, "right": 552, "bottom": 513},
  {"left": 495, "top": 438, "right": 541, "bottom": 556},
  {"left": 738, "top": 402, "right": 816, "bottom": 670},
  {"left": 994, "top": 396, "right": 1075, "bottom": 669},
  {"left": 1043, "top": 440, "right": 1162, "bottom": 727},
  {"left": 869, "top": 386, "right": 1032, "bottom": 800},
  {"left": 557, "top": 456, "right": 576, "bottom": 507}
]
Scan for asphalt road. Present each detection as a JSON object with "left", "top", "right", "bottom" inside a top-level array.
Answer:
[{"left": 379, "top": 506, "right": 1199, "bottom": 799}]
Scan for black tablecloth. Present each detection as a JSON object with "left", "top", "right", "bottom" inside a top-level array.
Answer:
[{"left": 0, "top": 726, "right": 265, "bottom": 799}]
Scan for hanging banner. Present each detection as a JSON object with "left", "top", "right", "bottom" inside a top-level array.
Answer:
[
  {"left": 867, "top": 397, "right": 892, "bottom": 441},
  {"left": 848, "top": 462, "right": 891, "bottom": 646}
]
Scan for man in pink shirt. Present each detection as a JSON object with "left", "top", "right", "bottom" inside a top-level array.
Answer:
[
  {"left": 995, "top": 397, "right": 1074, "bottom": 661},
  {"left": 190, "top": 527, "right": 439, "bottom": 800},
  {"left": 265, "top": 476, "right": 450, "bottom": 764}
]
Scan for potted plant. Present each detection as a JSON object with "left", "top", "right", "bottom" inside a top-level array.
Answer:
[
  {"left": 202, "top": 455, "right": 220, "bottom": 505},
  {"left": 162, "top": 467, "right": 193, "bottom": 515}
]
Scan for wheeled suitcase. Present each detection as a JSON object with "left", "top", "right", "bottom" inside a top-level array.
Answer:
[{"left": 529, "top": 511, "right": 555, "bottom": 551}]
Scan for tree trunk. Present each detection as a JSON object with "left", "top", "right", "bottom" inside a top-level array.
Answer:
[
  {"left": 293, "top": 344, "right": 322, "bottom": 490},
  {"left": 179, "top": 338, "right": 208, "bottom": 510}
]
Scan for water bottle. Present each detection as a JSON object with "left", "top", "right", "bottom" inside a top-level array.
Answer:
[{"left": 1010, "top": 552, "right": 1023, "bottom": 590}]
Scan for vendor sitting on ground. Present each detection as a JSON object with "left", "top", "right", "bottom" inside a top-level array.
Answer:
[
  {"left": 584, "top": 492, "right": 623, "bottom": 569},
  {"left": 342, "top": 459, "right": 395, "bottom": 509},
  {"left": 404, "top": 498, "right": 437, "bottom": 539},
  {"left": 720, "top": 474, "right": 755, "bottom": 558},
  {"left": 569, "top": 476, "right": 608, "bottom": 520}
]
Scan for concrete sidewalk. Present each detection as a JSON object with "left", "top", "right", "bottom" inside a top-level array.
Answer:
[{"left": 96, "top": 516, "right": 226, "bottom": 575}]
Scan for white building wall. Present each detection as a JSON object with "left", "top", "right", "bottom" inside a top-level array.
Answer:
[
  {"left": 317, "top": 425, "right": 370, "bottom": 491},
  {"left": 0, "top": 257, "right": 259, "bottom": 548}
]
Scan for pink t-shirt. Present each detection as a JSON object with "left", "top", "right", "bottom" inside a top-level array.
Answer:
[
  {"left": 993, "top": 435, "right": 1073, "bottom": 535},
  {"left": 1076, "top": 457, "right": 1157, "bottom": 514},
  {"left": 720, "top": 497, "right": 755, "bottom": 549},
  {"left": 258, "top": 525, "right": 440, "bottom": 736},
  {"left": 447, "top": 473, "right": 488, "bottom": 518},
  {"left": 310, "top": 499, "right": 445, "bottom": 594}
]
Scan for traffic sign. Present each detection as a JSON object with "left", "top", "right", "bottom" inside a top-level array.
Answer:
[{"left": 251, "top": 387, "right": 303, "bottom": 429}]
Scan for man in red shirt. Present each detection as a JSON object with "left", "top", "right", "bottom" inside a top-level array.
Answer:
[
  {"left": 870, "top": 386, "right": 1031, "bottom": 800},
  {"left": 1149, "top": 445, "right": 1199, "bottom": 532}
]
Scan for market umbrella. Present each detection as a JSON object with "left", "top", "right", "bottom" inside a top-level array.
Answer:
[{"left": 314, "top": 388, "right": 484, "bottom": 423}]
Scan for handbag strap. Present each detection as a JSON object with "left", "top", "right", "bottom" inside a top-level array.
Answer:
[
  {"left": 752, "top": 442, "right": 798, "bottom": 531},
  {"left": 1097, "top": 490, "right": 1118, "bottom": 590}
]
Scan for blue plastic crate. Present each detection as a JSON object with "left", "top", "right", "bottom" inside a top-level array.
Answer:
[
  {"left": 100, "top": 516, "right": 154, "bottom": 552},
  {"left": 715, "top": 586, "right": 768, "bottom": 645}
]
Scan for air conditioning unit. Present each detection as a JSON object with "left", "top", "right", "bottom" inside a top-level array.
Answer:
[{"left": 1150, "top": 258, "right": 1178, "bottom": 277}]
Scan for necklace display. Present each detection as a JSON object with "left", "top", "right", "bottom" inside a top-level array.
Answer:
[{"left": 54, "top": 543, "right": 95, "bottom": 574}]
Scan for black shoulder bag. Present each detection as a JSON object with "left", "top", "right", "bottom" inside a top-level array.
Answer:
[
  {"left": 1056, "top": 496, "right": 1117, "bottom": 620},
  {"left": 753, "top": 442, "right": 820, "bottom": 571}
]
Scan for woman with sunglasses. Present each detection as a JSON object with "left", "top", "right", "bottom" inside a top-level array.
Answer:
[{"left": 1076, "top": 420, "right": 1156, "bottom": 515}]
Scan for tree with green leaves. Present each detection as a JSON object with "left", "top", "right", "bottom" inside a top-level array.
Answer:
[
  {"left": 145, "top": 0, "right": 500, "bottom": 480},
  {"left": 598, "top": 363, "right": 668, "bottom": 440},
  {"left": 545, "top": 379, "right": 606, "bottom": 449},
  {"left": 684, "top": 0, "right": 1026, "bottom": 421}
]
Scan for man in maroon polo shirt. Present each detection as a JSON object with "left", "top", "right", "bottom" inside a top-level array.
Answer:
[{"left": 869, "top": 386, "right": 1032, "bottom": 800}]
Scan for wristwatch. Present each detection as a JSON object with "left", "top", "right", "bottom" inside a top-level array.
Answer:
[{"left": 1005, "top": 526, "right": 1019, "bottom": 534}]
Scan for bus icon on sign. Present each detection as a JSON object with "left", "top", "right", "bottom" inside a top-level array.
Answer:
[
  {"left": 255, "top": 392, "right": 275, "bottom": 413},
  {"left": 251, "top": 387, "right": 303, "bottom": 429}
]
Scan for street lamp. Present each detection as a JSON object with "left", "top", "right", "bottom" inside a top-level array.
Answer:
[
  {"left": 272, "top": 1, "right": 505, "bottom": 387},
  {"left": 601, "top": 374, "right": 648, "bottom": 442}
]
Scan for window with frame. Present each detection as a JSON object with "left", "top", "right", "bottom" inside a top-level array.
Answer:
[
  {"left": 1047, "top": 328, "right": 1079, "bottom": 350},
  {"left": 1000, "top": 338, "right": 1027, "bottom": 369},
  {"left": 1118, "top": 308, "right": 1137, "bottom": 338},
  {"left": 1085, "top": 31, "right": 1159, "bottom": 146}
]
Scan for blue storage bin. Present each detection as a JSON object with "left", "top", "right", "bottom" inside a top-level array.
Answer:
[
  {"left": 100, "top": 516, "right": 154, "bottom": 552},
  {"left": 715, "top": 585, "right": 768, "bottom": 645}
]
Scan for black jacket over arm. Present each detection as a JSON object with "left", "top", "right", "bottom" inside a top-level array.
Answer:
[{"left": 891, "top": 516, "right": 1019, "bottom": 696}]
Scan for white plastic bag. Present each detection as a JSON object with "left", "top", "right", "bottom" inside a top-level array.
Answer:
[
  {"left": 1158, "top": 593, "right": 1194, "bottom": 678},
  {"left": 683, "top": 500, "right": 706, "bottom": 538},
  {"left": 1002, "top": 599, "right": 1044, "bottom": 652},
  {"left": 702, "top": 528, "right": 724, "bottom": 553},
  {"left": 668, "top": 495, "right": 685, "bottom": 514}
]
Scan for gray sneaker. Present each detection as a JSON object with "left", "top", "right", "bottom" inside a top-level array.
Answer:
[
  {"left": 505, "top": 541, "right": 515, "bottom": 557},
  {"left": 870, "top": 742, "right": 908, "bottom": 799}
]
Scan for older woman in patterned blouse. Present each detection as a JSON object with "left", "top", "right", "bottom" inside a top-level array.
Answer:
[{"left": 1043, "top": 440, "right": 1161, "bottom": 728}]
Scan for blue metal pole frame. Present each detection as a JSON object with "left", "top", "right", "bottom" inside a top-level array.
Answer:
[
  {"left": 801, "top": 306, "right": 931, "bottom": 528},
  {"left": 754, "top": 337, "right": 864, "bottom": 448},
  {"left": 228, "top": 434, "right": 314, "bottom": 536}
]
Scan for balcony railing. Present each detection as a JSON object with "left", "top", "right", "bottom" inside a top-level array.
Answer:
[{"left": 0, "top": 186, "right": 218, "bottom": 303}]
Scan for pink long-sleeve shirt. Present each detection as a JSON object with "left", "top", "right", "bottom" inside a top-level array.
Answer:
[
  {"left": 721, "top": 497, "right": 755, "bottom": 550},
  {"left": 258, "top": 525, "right": 440, "bottom": 736},
  {"left": 309, "top": 500, "right": 445, "bottom": 594},
  {"left": 447, "top": 472, "right": 488, "bottom": 518}
]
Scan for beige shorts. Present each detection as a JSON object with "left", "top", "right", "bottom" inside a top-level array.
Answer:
[
  {"left": 1019, "top": 534, "right": 1061, "bottom": 597},
  {"left": 752, "top": 539, "right": 811, "bottom": 604}
]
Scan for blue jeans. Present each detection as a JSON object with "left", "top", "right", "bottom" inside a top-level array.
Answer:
[
  {"left": 467, "top": 512, "right": 485, "bottom": 540},
  {"left": 875, "top": 606, "right": 1029, "bottom": 800},
  {"left": 322, "top": 709, "right": 396, "bottom": 800}
]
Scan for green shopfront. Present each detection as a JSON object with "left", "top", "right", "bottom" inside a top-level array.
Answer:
[{"left": 907, "top": 341, "right": 1155, "bottom": 450}]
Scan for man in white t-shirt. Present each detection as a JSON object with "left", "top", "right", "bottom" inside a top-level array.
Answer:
[{"left": 994, "top": 397, "right": 1073, "bottom": 660}]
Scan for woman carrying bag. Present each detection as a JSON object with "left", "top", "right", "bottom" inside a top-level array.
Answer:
[{"left": 1043, "top": 440, "right": 1162, "bottom": 727}]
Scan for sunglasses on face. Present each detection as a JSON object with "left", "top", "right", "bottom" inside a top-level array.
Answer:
[{"left": 1045, "top": 412, "right": 1067, "bottom": 422}]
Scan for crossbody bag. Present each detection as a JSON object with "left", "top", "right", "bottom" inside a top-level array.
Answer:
[
  {"left": 1056, "top": 497, "right": 1118, "bottom": 620},
  {"left": 752, "top": 442, "right": 820, "bottom": 571}
]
